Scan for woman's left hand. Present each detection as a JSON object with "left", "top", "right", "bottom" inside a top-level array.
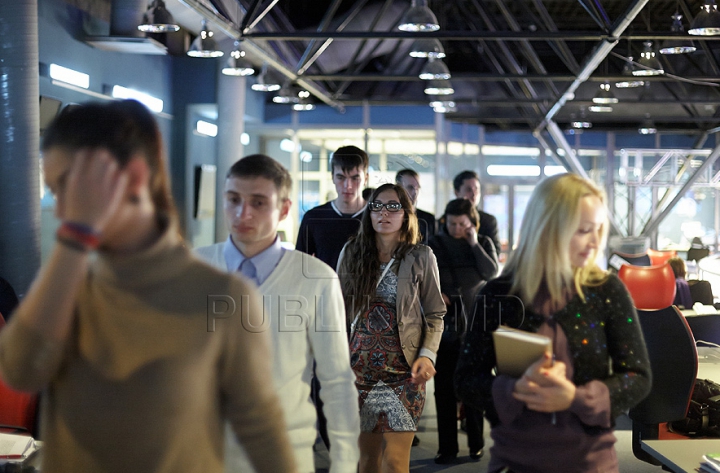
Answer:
[
  {"left": 410, "top": 356, "right": 436, "bottom": 384},
  {"left": 512, "top": 361, "right": 577, "bottom": 412}
]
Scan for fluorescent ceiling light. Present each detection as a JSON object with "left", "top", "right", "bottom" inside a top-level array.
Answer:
[
  {"left": 111, "top": 85, "right": 163, "bottom": 113},
  {"left": 196, "top": 120, "right": 217, "bottom": 137},
  {"left": 487, "top": 165, "right": 541, "bottom": 177},
  {"left": 589, "top": 105, "right": 613, "bottom": 113},
  {"left": 544, "top": 166, "right": 566, "bottom": 176},
  {"left": 49, "top": 64, "right": 89, "bottom": 89},
  {"left": 481, "top": 145, "right": 540, "bottom": 157}
]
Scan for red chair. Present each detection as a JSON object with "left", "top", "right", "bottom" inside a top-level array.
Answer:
[
  {"left": 618, "top": 263, "right": 676, "bottom": 310},
  {"left": 0, "top": 313, "right": 39, "bottom": 436},
  {"left": 647, "top": 248, "right": 677, "bottom": 267}
]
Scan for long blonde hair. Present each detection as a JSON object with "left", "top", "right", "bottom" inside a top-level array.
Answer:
[{"left": 502, "top": 173, "right": 609, "bottom": 312}]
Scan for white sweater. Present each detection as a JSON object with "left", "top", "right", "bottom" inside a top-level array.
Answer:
[{"left": 195, "top": 244, "right": 360, "bottom": 473}]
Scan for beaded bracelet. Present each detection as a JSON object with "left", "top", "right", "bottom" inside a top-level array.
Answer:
[{"left": 56, "top": 221, "right": 101, "bottom": 252}]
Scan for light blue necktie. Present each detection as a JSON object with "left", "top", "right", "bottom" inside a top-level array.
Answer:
[{"left": 239, "top": 259, "right": 258, "bottom": 285}]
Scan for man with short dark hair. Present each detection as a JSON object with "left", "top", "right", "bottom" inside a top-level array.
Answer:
[
  {"left": 296, "top": 145, "right": 369, "bottom": 270},
  {"left": 396, "top": 168, "right": 436, "bottom": 243},
  {"left": 440, "top": 170, "right": 501, "bottom": 255},
  {"left": 196, "top": 154, "right": 360, "bottom": 473}
]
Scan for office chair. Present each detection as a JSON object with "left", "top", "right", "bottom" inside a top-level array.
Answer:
[
  {"left": 618, "top": 263, "right": 676, "bottom": 310},
  {"left": 628, "top": 306, "right": 698, "bottom": 465},
  {"left": 647, "top": 248, "right": 677, "bottom": 267},
  {"left": 688, "top": 279, "right": 714, "bottom": 306},
  {"left": 687, "top": 247, "right": 710, "bottom": 264}
]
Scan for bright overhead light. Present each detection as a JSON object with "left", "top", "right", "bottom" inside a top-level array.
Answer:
[
  {"left": 689, "top": 0, "right": 720, "bottom": 36},
  {"left": 196, "top": 120, "right": 218, "bottom": 137},
  {"left": 592, "top": 82, "right": 618, "bottom": 104},
  {"left": 300, "top": 151, "right": 313, "bottom": 163},
  {"left": 571, "top": 121, "right": 592, "bottom": 129},
  {"left": 430, "top": 100, "right": 456, "bottom": 113},
  {"left": 280, "top": 139, "right": 298, "bottom": 153},
  {"left": 398, "top": 0, "right": 440, "bottom": 32},
  {"left": 272, "top": 81, "right": 297, "bottom": 103},
  {"left": 293, "top": 99, "right": 316, "bottom": 111},
  {"left": 111, "top": 85, "right": 163, "bottom": 113},
  {"left": 424, "top": 79, "right": 454, "bottom": 95},
  {"left": 222, "top": 42, "right": 255, "bottom": 76},
  {"left": 138, "top": 0, "right": 179, "bottom": 33},
  {"left": 638, "top": 118, "right": 657, "bottom": 135},
  {"left": 544, "top": 166, "right": 567, "bottom": 176},
  {"left": 419, "top": 57, "right": 451, "bottom": 80},
  {"left": 240, "top": 133, "right": 250, "bottom": 146},
  {"left": 660, "top": 13, "right": 696, "bottom": 54},
  {"left": 487, "top": 165, "right": 541, "bottom": 177},
  {"left": 615, "top": 56, "right": 645, "bottom": 88},
  {"left": 187, "top": 20, "right": 223, "bottom": 58},
  {"left": 409, "top": 38, "right": 445, "bottom": 58},
  {"left": 252, "top": 64, "right": 281, "bottom": 92},
  {"left": 49, "top": 64, "right": 89, "bottom": 89},
  {"left": 632, "top": 41, "right": 664, "bottom": 76},
  {"left": 589, "top": 105, "right": 613, "bottom": 113}
]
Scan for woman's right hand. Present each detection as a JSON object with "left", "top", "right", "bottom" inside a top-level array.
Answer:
[
  {"left": 512, "top": 354, "right": 576, "bottom": 413},
  {"left": 62, "top": 149, "right": 129, "bottom": 233}
]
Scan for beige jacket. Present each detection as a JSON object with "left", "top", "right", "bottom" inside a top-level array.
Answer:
[{"left": 338, "top": 244, "right": 445, "bottom": 364}]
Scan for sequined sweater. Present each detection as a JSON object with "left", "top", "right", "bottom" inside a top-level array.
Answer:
[{"left": 455, "top": 273, "right": 651, "bottom": 473}]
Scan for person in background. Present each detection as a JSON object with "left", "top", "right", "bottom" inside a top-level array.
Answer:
[
  {"left": 395, "top": 169, "right": 435, "bottom": 243},
  {"left": 362, "top": 187, "right": 376, "bottom": 202},
  {"left": 296, "top": 145, "right": 369, "bottom": 271},
  {"left": 195, "top": 154, "right": 360, "bottom": 473},
  {"left": 296, "top": 145, "right": 369, "bottom": 449},
  {"left": 668, "top": 256, "right": 693, "bottom": 309},
  {"left": 428, "top": 198, "right": 497, "bottom": 464},
  {"left": 455, "top": 173, "right": 651, "bottom": 473},
  {"left": 0, "top": 100, "right": 297, "bottom": 473},
  {"left": 0, "top": 277, "right": 18, "bottom": 322},
  {"left": 337, "top": 183, "right": 445, "bottom": 473},
  {"left": 439, "top": 170, "right": 501, "bottom": 256}
]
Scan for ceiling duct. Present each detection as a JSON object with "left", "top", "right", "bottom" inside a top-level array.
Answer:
[{"left": 85, "top": 0, "right": 169, "bottom": 55}]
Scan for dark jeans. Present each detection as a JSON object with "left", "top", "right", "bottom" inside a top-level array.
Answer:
[{"left": 434, "top": 337, "right": 484, "bottom": 455}]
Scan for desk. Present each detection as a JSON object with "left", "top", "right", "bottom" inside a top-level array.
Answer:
[
  {"left": 680, "top": 310, "right": 720, "bottom": 347},
  {"left": 641, "top": 439, "right": 720, "bottom": 472}
]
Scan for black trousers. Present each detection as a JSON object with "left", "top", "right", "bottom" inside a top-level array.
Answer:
[{"left": 434, "top": 337, "right": 484, "bottom": 455}]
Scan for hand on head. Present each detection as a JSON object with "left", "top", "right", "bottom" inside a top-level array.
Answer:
[
  {"left": 63, "top": 149, "right": 129, "bottom": 234},
  {"left": 512, "top": 354, "right": 576, "bottom": 412}
]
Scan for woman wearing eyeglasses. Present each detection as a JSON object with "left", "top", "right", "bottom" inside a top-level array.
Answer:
[{"left": 337, "top": 183, "right": 445, "bottom": 473}]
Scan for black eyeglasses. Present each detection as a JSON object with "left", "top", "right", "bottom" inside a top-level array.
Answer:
[{"left": 368, "top": 201, "right": 403, "bottom": 212}]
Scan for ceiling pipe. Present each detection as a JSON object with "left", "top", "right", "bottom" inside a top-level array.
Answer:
[
  {"left": 176, "top": 0, "right": 345, "bottom": 112},
  {"left": 537, "top": 0, "right": 650, "bottom": 132},
  {"left": 242, "top": 31, "right": 717, "bottom": 41}
]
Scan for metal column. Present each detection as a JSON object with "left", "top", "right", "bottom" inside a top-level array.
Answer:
[{"left": 0, "top": 0, "right": 40, "bottom": 297}]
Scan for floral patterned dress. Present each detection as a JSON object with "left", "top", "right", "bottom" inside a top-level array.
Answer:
[{"left": 350, "top": 262, "right": 426, "bottom": 432}]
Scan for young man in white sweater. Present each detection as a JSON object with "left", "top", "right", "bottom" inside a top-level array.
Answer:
[{"left": 195, "top": 154, "right": 360, "bottom": 473}]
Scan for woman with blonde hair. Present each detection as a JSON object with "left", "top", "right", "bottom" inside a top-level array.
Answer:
[
  {"left": 337, "top": 183, "right": 445, "bottom": 473},
  {"left": 455, "top": 173, "right": 651, "bottom": 473},
  {"left": 0, "top": 100, "right": 297, "bottom": 473}
]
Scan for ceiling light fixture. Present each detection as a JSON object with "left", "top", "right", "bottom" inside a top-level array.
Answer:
[
  {"left": 222, "top": 41, "right": 255, "bottom": 76},
  {"left": 252, "top": 64, "right": 281, "bottom": 92},
  {"left": 571, "top": 107, "right": 592, "bottom": 129},
  {"left": 639, "top": 114, "right": 658, "bottom": 134},
  {"left": 272, "top": 81, "right": 297, "bottom": 103},
  {"left": 429, "top": 98, "right": 457, "bottom": 113},
  {"left": 398, "top": 0, "right": 440, "bottom": 32},
  {"left": 616, "top": 41, "right": 645, "bottom": 88},
  {"left": 632, "top": 41, "right": 664, "bottom": 76},
  {"left": 409, "top": 38, "right": 445, "bottom": 58},
  {"left": 660, "top": 13, "right": 696, "bottom": 54},
  {"left": 588, "top": 105, "right": 613, "bottom": 113},
  {"left": 419, "top": 56, "right": 451, "bottom": 80},
  {"left": 138, "top": 0, "right": 179, "bottom": 33},
  {"left": 689, "top": 0, "right": 720, "bottom": 35},
  {"left": 187, "top": 20, "right": 223, "bottom": 57},
  {"left": 424, "top": 79, "right": 454, "bottom": 95},
  {"left": 293, "top": 98, "right": 316, "bottom": 111},
  {"left": 592, "top": 82, "right": 619, "bottom": 104}
]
